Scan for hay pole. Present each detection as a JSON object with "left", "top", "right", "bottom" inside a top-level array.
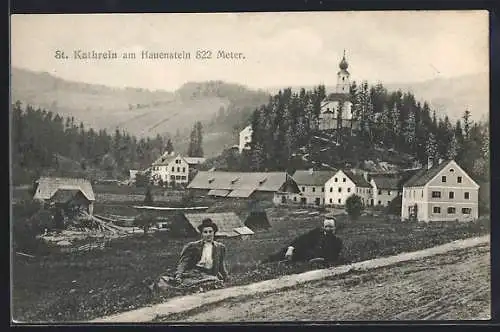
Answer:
[{"left": 16, "top": 252, "right": 35, "bottom": 258}]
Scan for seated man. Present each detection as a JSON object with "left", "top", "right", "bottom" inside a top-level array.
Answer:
[
  {"left": 157, "top": 218, "right": 229, "bottom": 290},
  {"left": 266, "top": 218, "right": 343, "bottom": 266}
]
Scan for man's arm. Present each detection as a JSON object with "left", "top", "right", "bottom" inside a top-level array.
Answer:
[{"left": 286, "top": 228, "right": 321, "bottom": 260}]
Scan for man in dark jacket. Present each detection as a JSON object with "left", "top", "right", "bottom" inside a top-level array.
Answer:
[{"left": 267, "top": 218, "right": 343, "bottom": 265}]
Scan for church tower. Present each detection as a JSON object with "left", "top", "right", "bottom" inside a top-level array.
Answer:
[{"left": 336, "top": 50, "right": 350, "bottom": 94}]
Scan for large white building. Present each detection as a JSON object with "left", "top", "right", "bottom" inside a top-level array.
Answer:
[
  {"left": 324, "top": 169, "right": 371, "bottom": 206},
  {"left": 239, "top": 125, "right": 253, "bottom": 153},
  {"left": 401, "top": 159, "right": 479, "bottom": 222},
  {"left": 150, "top": 152, "right": 190, "bottom": 186},
  {"left": 291, "top": 169, "right": 337, "bottom": 206}
]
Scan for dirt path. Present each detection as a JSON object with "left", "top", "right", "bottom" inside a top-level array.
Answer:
[{"left": 161, "top": 244, "right": 490, "bottom": 322}]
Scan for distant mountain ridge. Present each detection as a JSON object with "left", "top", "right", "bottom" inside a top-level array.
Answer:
[{"left": 10, "top": 67, "right": 270, "bottom": 157}]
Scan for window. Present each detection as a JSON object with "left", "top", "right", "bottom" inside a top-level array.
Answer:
[
  {"left": 334, "top": 178, "right": 338, "bottom": 182},
  {"left": 449, "top": 191, "right": 454, "bottom": 199},
  {"left": 378, "top": 190, "right": 382, "bottom": 195},
  {"left": 450, "top": 168, "right": 454, "bottom": 172},
  {"left": 329, "top": 198, "right": 332, "bottom": 203},
  {"left": 182, "top": 167, "right": 186, "bottom": 172},
  {"left": 442, "top": 176, "right": 447, "bottom": 183},
  {"left": 322, "top": 187, "right": 324, "bottom": 192},
  {"left": 464, "top": 192, "right": 470, "bottom": 199},
  {"left": 171, "top": 167, "right": 175, "bottom": 172},
  {"left": 338, "top": 188, "right": 342, "bottom": 193},
  {"left": 338, "top": 199, "right": 341, "bottom": 204},
  {"left": 378, "top": 200, "right": 381, "bottom": 205},
  {"left": 312, "top": 187, "right": 316, "bottom": 193},
  {"left": 181, "top": 176, "right": 186, "bottom": 180},
  {"left": 447, "top": 207, "right": 456, "bottom": 214},
  {"left": 457, "top": 176, "right": 462, "bottom": 183},
  {"left": 432, "top": 191, "right": 441, "bottom": 198},
  {"left": 433, "top": 207, "right": 441, "bottom": 214},
  {"left": 177, "top": 167, "right": 180, "bottom": 172},
  {"left": 421, "top": 191, "right": 423, "bottom": 198},
  {"left": 176, "top": 176, "right": 180, "bottom": 180},
  {"left": 302, "top": 187, "right": 305, "bottom": 192},
  {"left": 330, "top": 187, "right": 333, "bottom": 192},
  {"left": 343, "top": 178, "right": 346, "bottom": 182},
  {"left": 171, "top": 175, "right": 175, "bottom": 180},
  {"left": 293, "top": 197, "right": 297, "bottom": 202},
  {"left": 462, "top": 208, "right": 471, "bottom": 214},
  {"left": 347, "top": 188, "right": 351, "bottom": 193},
  {"left": 388, "top": 191, "right": 391, "bottom": 195}
]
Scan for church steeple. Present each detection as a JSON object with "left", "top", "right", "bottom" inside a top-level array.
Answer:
[{"left": 336, "top": 50, "right": 350, "bottom": 94}]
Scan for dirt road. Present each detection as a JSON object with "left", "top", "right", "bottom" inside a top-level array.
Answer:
[{"left": 161, "top": 244, "right": 490, "bottom": 322}]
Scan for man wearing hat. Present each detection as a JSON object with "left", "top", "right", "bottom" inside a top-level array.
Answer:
[
  {"left": 267, "top": 218, "right": 343, "bottom": 265},
  {"left": 168, "top": 218, "right": 229, "bottom": 288}
]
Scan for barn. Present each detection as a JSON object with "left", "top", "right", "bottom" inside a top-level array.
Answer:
[
  {"left": 33, "top": 177, "right": 96, "bottom": 215},
  {"left": 186, "top": 171, "right": 300, "bottom": 204},
  {"left": 170, "top": 212, "right": 255, "bottom": 239}
]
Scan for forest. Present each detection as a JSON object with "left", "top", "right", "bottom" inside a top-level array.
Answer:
[{"left": 243, "top": 81, "right": 489, "bottom": 182}]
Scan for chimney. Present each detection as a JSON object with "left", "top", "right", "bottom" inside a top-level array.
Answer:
[
  {"left": 363, "top": 171, "right": 369, "bottom": 182},
  {"left": 427, "top": 157, "right": 434, "bottom": 170}
]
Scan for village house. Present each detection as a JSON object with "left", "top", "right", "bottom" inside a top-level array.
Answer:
[
  {"left": 370, "top": 174, "right": 403, "bottom": 207},
  {"left": 401, "top": 159, "right": 480, "bottom": 222},
  {"left": 239, "top": 125, "right": 253, "bottom": 153},
  {"left": 33, "top": 177, "right": 96, "bottom": 215},
  {"left": 291, "top": 169, "right": 337, "bottom": 206},
  {"left": 324, "top": 169, "right": 371, "bottom": 206},
  {"left": 187, "top": 171, "right": 300, "bottom": 205},
  {"left": 318, "top": 51, "right": 359, "bottom": 131},
  {"left": 150, "top": 152, "right": 197, "bottom": 186}
]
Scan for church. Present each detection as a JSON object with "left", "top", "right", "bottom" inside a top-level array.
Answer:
[{"left": 317, "top": 51, "right": 358, "bottom": 131}]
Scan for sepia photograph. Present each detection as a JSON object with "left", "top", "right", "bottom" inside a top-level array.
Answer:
[{"left": 10, "top": 11, "right": 490, "bottom": 323}]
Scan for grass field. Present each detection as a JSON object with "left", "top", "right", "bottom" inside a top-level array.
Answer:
[{"left": 11, "top": 206, "right": 490, "bottom": 323}]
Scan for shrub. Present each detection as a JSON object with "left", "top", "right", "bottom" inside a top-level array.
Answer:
[
  {"left": 345, "top": 194, "right": 363, "bottom": 221},
  {"left": 143, "top": 187, "right": 153, "bottom": 205}
]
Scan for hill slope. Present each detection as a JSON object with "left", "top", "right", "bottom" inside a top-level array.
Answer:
[{"left": 10, "top": 68, "right": 270, "bottom": 157}]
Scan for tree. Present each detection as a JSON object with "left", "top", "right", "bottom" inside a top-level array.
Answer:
[
  {"left": 144, "top": 186, "right": 154, "bottom": 205},
  {"left": 463, "top": 109, "right": 472, "bottom": 141},
  {"left": 425, "top": 132, "right": 439, "bottom": 161},
  {"left": 165, "top": 139, "right": 174, "bottom": 154},
  {"left": 447, "top": 134, "right": 459, "bottom": 160},
  {"left": 187, "top": 121, "right": 204, "bottom": 157},
  {"left": 345, "top": 194, "right": 363, "bottom": 221}
]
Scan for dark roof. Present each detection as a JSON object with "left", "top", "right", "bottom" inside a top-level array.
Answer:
[
  {"left": 50, "top": 189, "right": 84, "bottom": 203},
  {"left": 403, "top": 160, "right": 452, "bottom": 187},
  {"left": 343, "top": 171, "right": 371, "bottom": 187},
  {"left": 33, "top": 177, "right": 95, "bottom": 201},
  {"left": 324, "top": 92, "right": 350, "bottom": 102},
  {"left": 183, "top": 212, "right": 250, "bottom": 237},
  {"left": 371, "top": 176, "right": 402, "bottom": 190},
  {"left": 152, "top": 152, "right": 177, "bottom": 166},
  {"left": 292, "top": 170, "right": 337, "bottom": 186}
]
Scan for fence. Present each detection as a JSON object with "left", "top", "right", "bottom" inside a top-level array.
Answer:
[{"left": 59, "top": 239, "right": 111, "bottom": 254}]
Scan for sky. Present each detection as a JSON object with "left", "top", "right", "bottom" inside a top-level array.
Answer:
[{"left": 10, "top": 11, "right": 489, "bottom": 92}]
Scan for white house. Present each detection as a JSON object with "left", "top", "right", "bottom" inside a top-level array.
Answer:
[
  {"left": 324, "top": 169, "right": 371, "bottom": 206},
  {"left": 239, "top": 125, "right": 253, "bottom": 153},
  {"left": 150, "top": 152, "right": 190, "bottom": 186},
  {"left": 401, "top": 159, "right": 480, "bottom": 222},
  {"left": 291, "top": 169, "right": 337, "bottom": 206}
]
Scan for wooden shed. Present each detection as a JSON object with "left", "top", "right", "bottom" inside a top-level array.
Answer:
[{"left": 171, "top": 212, "right": 254, "bottom": 239}]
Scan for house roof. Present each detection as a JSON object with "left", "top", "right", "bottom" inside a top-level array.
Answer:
[
  {"left": 187, "top": 171, "right": 293, "bottom": 193},
  {"left": 324, "top": 92, "right": 350, "bottom": 102},
  {"left": 50, "top": 189, "right": 83, "bottom": 203},
  {"left": 183, "top": 212, "right": 248, "bottom": 237},
  {"left": 152, "top": 152, "right": 177, "bottom": 166},
  {"left": 371, "top": 176, "right": 403, "bottom": 190},
  {"left": 343, "top": 171, "right": 371, "bottom": 188},
  {"left": 234, "top": 226, "right": 255, "bottom": 235},
  {"left": 184, "top": 157, "right": 206, "bottom": 165},
  {"left": 292, "top": 170, "right": 337, "bottom": 186},
  {"left": 33, "top": 177, "right": 95, "bottom": 201},
  {"left": 403, "top": 160, "right": 452, "bottom": 187}
]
